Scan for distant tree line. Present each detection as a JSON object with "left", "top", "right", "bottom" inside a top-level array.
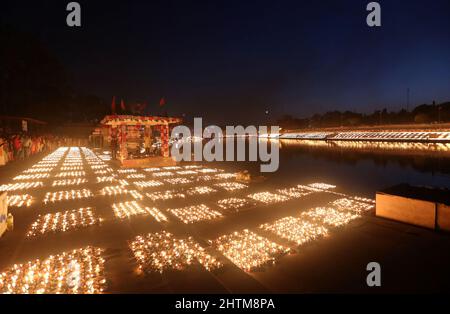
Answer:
[{"left": 277, "top": 101, "right": 450, "bottom": 130}]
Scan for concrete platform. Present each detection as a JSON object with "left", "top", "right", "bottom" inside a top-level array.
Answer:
[
  {"left": 1, "top": 152, "right": 450, "bottom": 293},
  {"left": 376, "top": 184, "right": 450, "bottom": 231}
]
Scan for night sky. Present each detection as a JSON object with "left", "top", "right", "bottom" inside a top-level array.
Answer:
[{"left": 2, "top": 0, "right": 450, "bottom": 124}]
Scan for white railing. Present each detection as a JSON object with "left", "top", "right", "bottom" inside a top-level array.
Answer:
[{"left": 276, "top": 131, "right": 450, "bottom": 142}]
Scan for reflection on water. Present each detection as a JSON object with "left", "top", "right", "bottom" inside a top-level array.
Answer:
[
  {"left": 278, "top": 140, "right": 450, "bottom": 173},
  {"left": 271, "top": 139, "right": 450, "bottom": 197},
  {"left": 280, "top": 139, "right": 450, "bottom": 156},
  {"left": 184, "top": 138, "right": 450, "bottom": 197}
]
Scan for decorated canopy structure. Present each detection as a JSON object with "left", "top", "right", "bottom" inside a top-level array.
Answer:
[
  {"left": 99, "top": 115, "right": 182, "bottom": 165},
  {"left": 100, "top": 115, "right": 181, "bottom": 127}
]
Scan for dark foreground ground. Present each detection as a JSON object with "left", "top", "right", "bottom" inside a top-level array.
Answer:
[{"left": 1, "top": 149, "right": 450, "bottom": 293}]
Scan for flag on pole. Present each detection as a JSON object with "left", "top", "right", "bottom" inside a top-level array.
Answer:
[
  {"left": 159, "top": 97, "right": 166, "bottom": 107},
  {"left": 120, "top": 99, "right": 126, "bottom": 111},
  {"left": 111, "top": 96, "right": 116, "bottom": 114}
]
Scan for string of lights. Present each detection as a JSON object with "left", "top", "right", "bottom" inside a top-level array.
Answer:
[
  {"left": 117, "top": 169, "right": 137, "bottom": 174},
  {"left": 112, "top": 201, "right": 166, "bottom": 220},
  {"left": 54, "top": 171, "right": 86, "bottom": 178},
  {"left": 0, "top": 247, "right": 106, "bottom": 294},
  {"left": 213, "top": 229, "right": 290, "bottom": 272},
  {"left": 133, "top": 180, "right": 164, "bottom": 189},
  {"left": 0, "top": 182, "right": 44, "bottom": 192},
  {"left": 43, "top": 189, "right": 94, "bottom": 204},
  {"left": 62, "top": 162, "right": 84, "bottom": 167},
  {"left": 126, "top": 174, "right": 146, "bottom": 179},
  {"left": 195, "top": 175, "right": 216, "bottom": 182},
  {"left": 144, "top": 207, "right": 168, "bottom": 222},
  {"left": 100, "top": 185, "right": 129, "bottom": 196},
  {"left": 52, "top": 178, "right": 88, "bottom": 187},
  {"left": 260, "top": 216, "right": 328, "bottom": 246},
  {"left": 96, "top": 176, "right": 116, "bottom": 183},
  {"left": 162, "top": 166, "right": 182, "bottom": 170},
  {"left": 7, "top": 194, "right": 34, "bottom": 207},
  {"left": 215, "top": 182, "right": 248, "bottom": 191},
  {"left": 90, "top": 165, "right": 108, "bottom": 170},
  {"left": 277, "top": 186, "right": 312, "bottom": 198},
  {"left": 183, "top": 165, "right": 202, "bottom": 170},
  {"left": 169, "top": 204, "right": 222, "bottom": 224},
  {"left": 329, "top": 198, "right": 375, "bottom": 214},
  {"left": 27, "top": 208, "right": 102, "bottom": 237},
  {"left": 247, "top": 192, "right": 290, "bottom": 204},
  {"left": 129, "top": 190, "right": 144, "bottom": 200},
  {"left": 152, "top": 171, "right": 175, "bottom": 177},
  {"left": 142, "top": 167, "right": 161, "bottom": 172},
  {"left": 301, "top": 207, "right": 360, "bottom": 227},
  {"left": 60, "top": 166, "right": 84, "bottom": 171},
  {"left": 129, "top": 231, "right": 222, "bottom": 273},
  {"left": 23, "top": 167, "right": 53, "bottom": 173},
  {"left": 145, "top": 190, "right": 186, "bottom": 201},
  {"left": 197, "top": 168, "right": 221, "bottom": 173},
  {"left": 215, "top": 173, "right": 237, "bottom": 179},
  {"left": 186, "top": 186, "right": 217, "bottom": 195},
  {"left": 307, "top": 183, "right": 336, "bottom": 190},
  {"left": 14, "top": 174, "right": 50, "bottom": 180},
  {"left": 164, "top": 178, "right": 193, "bottom": 185},
  {"left": 176, "top": 170, "right": 197, "bottom": 175},
  {"left": 217, "top": 198, "right": 253, "bottom": 212},
  {"left": 94, "top": 170, "right": 108, "bottom": 175}
]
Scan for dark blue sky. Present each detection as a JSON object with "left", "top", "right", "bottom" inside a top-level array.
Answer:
[{"left": 3, "top": 0, "right": 450, "bottom": 124}]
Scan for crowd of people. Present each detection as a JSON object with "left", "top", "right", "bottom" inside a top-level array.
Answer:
[{"left": 0, "top": 134, "right": 83, "bottom": 166}]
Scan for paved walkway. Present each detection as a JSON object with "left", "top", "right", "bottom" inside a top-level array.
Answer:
[{"left": 0, "top": 147, "right": 449, "bottom": 293}]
